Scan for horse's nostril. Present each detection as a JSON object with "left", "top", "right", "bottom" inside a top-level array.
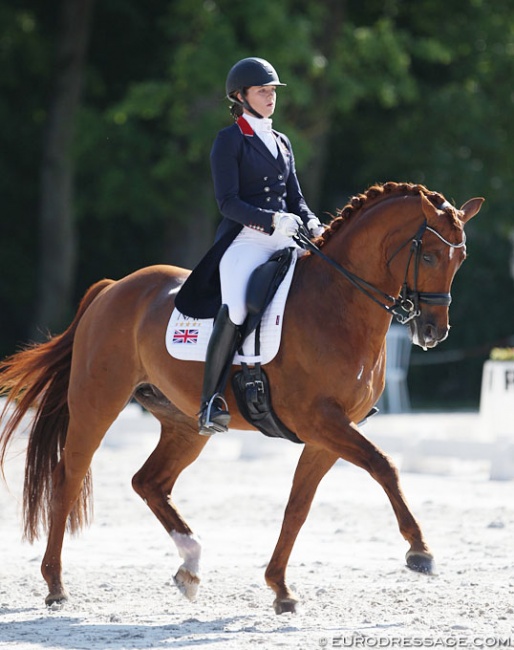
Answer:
[
  {"left": 424, "top": 323, "right": 448, "bottom": 344},
  {"left": 425, "top": 324, "right": 436, "bottom": 340}
]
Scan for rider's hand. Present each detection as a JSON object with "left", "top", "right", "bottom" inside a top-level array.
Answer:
[
  {"left": 273, "top": 212, "right": 303, "bottom": 237},
  {"left": 307, "top": 217, "right": 325, "bottom": 237}
]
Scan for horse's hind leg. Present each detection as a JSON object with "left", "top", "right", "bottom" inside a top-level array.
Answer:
[
  {"left": 42, "top": 415, "right": 115, "bottom": 604},
  {"left": 131, "top": 398, "right": 208, "bottom": 601},
  {"left": 265, "top": 445, "right": 338, "bottom": 614}
]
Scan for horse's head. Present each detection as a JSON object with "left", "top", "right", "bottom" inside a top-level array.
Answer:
[
  {"left": 310, "top": 183, "right": 483, "bottom": 351},
  {"left": 401, "top": 192, "right": 484, "bottom": 350}
]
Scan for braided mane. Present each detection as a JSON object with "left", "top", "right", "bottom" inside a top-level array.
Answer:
[{"left": 317, "top": 181, "right": 460, "bottom": 249}]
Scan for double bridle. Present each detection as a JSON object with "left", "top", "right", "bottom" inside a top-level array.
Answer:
[{"left": 294, "top": 215, "right": 466, "bottom": 325}]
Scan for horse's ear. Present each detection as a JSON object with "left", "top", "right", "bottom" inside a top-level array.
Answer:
[
  {"left": 420, "top": 192, "right": 439, "bottom": 222},
  {"left": 459, "top": 197, "right": 484, "bottom": 223}
]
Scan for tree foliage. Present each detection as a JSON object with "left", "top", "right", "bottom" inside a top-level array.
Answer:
[{"left": 1, "top": 0, "right": 513, "bottom": 407}]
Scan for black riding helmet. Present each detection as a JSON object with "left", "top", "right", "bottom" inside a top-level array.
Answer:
[{"left": 226, "top": 57, "right": 286, "bottom": 118}]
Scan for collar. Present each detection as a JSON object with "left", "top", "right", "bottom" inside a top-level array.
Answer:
[
  {"left": 244, "top": 112, "right": 273, "bottom": 134},
  {"left": 236, "top": 116, "right": 254, "bottom": 136},
  {"left": 236, "top": 115, "right": 274, "bottom": 137}
]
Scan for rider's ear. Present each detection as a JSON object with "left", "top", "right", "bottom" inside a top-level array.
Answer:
[{"left": 459, "top": 197, "right": 484, "bottom": 223}]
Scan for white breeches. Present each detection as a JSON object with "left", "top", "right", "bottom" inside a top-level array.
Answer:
[{"left": 219, "top": 226, "right": 297, "bottom": 325}]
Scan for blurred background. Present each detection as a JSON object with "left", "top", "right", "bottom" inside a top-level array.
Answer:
[{"left": 1, "top": 0, "right": 513, "bottom": 410}]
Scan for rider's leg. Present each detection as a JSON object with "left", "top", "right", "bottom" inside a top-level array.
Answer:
[
  {"left": 198, "top": 228, "right": 294, "bottom": 435},
  {"left": 198, "top": 304, "right": 241, "bottom": 435}
]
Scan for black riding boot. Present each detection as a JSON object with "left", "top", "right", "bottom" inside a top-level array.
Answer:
[{"left": 198, "top": 305, "right": 240, "bottom": 436}]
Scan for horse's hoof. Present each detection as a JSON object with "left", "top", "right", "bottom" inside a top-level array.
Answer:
[
  {"left": 173, "top": 567, "right": 200, "bottom": 601},
  {"left": 45, "top": 591, "right": 69, "bottom": 606},
  {"left": 406, "top": 550, "right": 435, "bottom": 575},
  {"left": 273, "top": 597, "right": 298, "bottom": 615}
]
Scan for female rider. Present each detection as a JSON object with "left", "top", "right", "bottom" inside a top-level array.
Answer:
[{"left": 175, "top": 57, "right": 324, "bottom": 435}]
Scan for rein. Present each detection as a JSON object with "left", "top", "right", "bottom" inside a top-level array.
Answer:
[{"left": 294, "top": 218, "right": 464, "bottom": 325}]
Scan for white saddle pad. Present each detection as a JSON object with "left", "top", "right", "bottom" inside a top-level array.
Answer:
[{"left": 166, "top": 250, "right": 297, "bottom": 365}]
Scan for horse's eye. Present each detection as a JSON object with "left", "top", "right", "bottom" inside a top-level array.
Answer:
[{"left": 422, "top": 253, "right": 435, "bottom": 265}]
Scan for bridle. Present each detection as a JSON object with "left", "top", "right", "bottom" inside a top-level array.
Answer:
[{"left": 294, "top": 215, "right": 466, "bottom": 325}]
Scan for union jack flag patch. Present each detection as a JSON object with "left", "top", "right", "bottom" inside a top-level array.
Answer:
[{"left": 173, "top": 329, "right": 199, "bottom": 345}]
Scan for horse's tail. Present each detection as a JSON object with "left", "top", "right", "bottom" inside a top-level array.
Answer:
[{"left": 0, "top": 278, "right": 115, "bottom": 542}]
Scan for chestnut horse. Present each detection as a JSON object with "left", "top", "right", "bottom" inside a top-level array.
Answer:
[{"left": 0, "top": 182, "right": 482, "bottom": 614}]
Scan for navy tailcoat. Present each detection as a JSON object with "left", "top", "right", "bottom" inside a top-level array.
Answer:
[{"left": 175, "top": 116, "right": 315, "bottom": 318}]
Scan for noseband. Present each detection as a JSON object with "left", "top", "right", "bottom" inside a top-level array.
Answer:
[
  {"left": 386, "top": 220, "right": 466, "bottom": 324},
  {"left": 294, "top": 216, "right": 466, "bottom": 325}
]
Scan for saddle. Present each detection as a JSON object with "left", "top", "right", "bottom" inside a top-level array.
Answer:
[
  {"left": 232, "top": 247, "right": 303, "bottom": 444},
  {"left": 240, "top": 247, "right": 293, "bottom": 339}
]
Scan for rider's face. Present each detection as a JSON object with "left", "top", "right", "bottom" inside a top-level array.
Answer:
[{"left": 241, "top": 85, "right": 277, "bottom": 118}]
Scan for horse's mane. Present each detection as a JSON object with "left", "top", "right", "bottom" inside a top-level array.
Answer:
[{"left": 317, "top": 181, "right": 460, "bottom": 249}]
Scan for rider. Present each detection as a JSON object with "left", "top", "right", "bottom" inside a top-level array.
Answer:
[{"left": 177, "top": 57, "right": 324, "bottom": 436}]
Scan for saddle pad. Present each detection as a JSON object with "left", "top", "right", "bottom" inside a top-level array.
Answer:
[{"left": 166, "top": 250, "right": 297, "bottom": 365}]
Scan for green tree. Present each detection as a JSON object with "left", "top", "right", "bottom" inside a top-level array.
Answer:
[
  {"left": 2, "top": 0, "right": 514, "bottom": 409},
  {"left": 33, "top": 0, "right": 95, "bottom": 338},
  {"left": 322, "top": 0, "right": 514, "bottom": 405},
  {"left": 0, "top": 2, "right": 53, "bottom": 348}
]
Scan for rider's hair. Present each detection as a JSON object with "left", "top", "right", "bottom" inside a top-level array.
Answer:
[
  {"left": 229, "top": 92, "right": 244, "bottom": 119},
  {"left": 230, "top": 103, "right": 244, "bottom": 119}
]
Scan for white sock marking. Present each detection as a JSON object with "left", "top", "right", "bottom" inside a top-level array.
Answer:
[{"left": 170, "top": 531, "right": 202, "bottom": 577}]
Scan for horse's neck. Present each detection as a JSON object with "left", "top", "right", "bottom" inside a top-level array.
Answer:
[
  {"left": 292, "top": 252, "right": 392, "bottom": 342},
  {"left": 291, "top": 199, "right": 418, "bottom": 341},
  {"left": 288, "top": 256, "right": 389, "bottom": 388},
  {"left": 325, "top": 198, "right": 419, "bottom": 295}
]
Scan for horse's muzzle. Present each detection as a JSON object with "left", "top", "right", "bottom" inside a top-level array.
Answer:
[{"left": 410, "top": 318, "right": 449, "bottom": 351}]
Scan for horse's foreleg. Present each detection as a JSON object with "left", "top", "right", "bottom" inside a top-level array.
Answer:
[
  {"left": 131, "top": 412, "right": 208, "bottom": 601},
  {"left": 343, "top": 427, "right": 433, "bottom": 572},
  {"left": 265, "top": 445, "right": 338, "bottom": 614},
  {"left": 303, "top": 414, "right": 434, "bottom": 575}
]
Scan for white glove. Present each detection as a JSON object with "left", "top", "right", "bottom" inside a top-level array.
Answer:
[
  {"left": 307, "top": 217, "right": 325, "bottom": 237},
  {"left": 273, "top": 212, "right": 303, "bottom": 237}
]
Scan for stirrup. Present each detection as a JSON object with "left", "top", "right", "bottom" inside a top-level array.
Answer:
[
  {"left": 198, "top": 394, "right": 231, "bottom": 436},
  {"left": 358, "top": 406, "right": 379, "bottom": 426}
]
